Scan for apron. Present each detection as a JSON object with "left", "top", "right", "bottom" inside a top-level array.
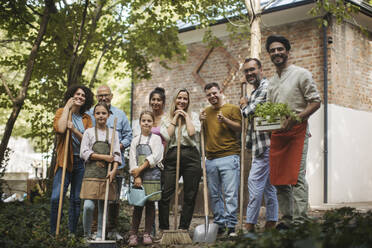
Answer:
[
  {"left": 80, "top": 127, "right": 117, "bottom": 200},
  {"left": 137, "top": 133, "right": 161, "bottom": 201},
  {"left": 269, "top": 122, "right": 307, "bottom": 185}
]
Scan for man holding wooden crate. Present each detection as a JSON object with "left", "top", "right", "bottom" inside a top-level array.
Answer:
[
  {"left": 265, "top": 35, "right": 321, "bottom": 228},
  {"left": 239, "top": 58, "right": 278, "bottom": 232}
]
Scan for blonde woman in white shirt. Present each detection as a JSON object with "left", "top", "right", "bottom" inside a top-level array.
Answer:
[{"left": 158, "top": 88, "right": 202, "bottom": 231}]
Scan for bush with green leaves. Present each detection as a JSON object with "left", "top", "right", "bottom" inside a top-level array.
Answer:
[
  {"left": 0, "top": 196, "right": 131, "bottom": 248},
  {"left": 217, "top": 207, "right": 372, "bottom": 248}
]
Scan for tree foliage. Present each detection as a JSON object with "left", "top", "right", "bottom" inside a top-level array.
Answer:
[{"left": 0, "top": 0, "right": 368, "bottom": 159}]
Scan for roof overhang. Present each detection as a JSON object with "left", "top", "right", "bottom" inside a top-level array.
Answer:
[{"left": 179, "top": 0, "right": 372, "bottom": 44}]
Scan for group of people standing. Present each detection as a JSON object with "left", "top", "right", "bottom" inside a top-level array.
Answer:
[{"left": 49, "top": 34, "right": 321, "bottom": 245}]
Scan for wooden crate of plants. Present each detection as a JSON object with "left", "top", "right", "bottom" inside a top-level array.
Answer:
[
  {"left": 253, "top": 116, "right": 284, "bottom": 132},
  {"left": 253, "top": 102, "right": 298, "bottom": 132}
]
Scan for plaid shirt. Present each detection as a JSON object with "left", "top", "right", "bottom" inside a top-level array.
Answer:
[{"left": 242, "top": 78, "right": 271, "bottom": 158}]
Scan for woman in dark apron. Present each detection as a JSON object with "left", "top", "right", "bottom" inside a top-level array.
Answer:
[
  {"left": 80, "top": 102, "right": 121, "bottom": 240},
  {"left": 128, "top": 110, "right": 164, "bottom": 246}
]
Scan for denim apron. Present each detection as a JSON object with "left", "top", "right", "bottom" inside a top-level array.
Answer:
[
  {"left": 137, "top": 133, "right": 161, "bottom": 201},
  {"left": 80, "top": 127, "right": 117, "bottom": 200}
]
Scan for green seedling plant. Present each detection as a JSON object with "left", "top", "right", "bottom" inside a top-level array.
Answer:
[{"left": 254, "top": 102, "right": 301, "bottom": 124}]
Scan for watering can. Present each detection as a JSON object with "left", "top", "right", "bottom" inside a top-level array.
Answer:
[{"left": 127, "top": 186, "right": 161, "bottom": 207}]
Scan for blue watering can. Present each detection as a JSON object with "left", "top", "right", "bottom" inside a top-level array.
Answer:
[{"left": 127, "top": 186, "right": 161, "bottom": 207}]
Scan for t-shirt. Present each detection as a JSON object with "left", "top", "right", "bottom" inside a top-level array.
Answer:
[{"left": 204, "top": 103, "right": 241, "bottom": 159}]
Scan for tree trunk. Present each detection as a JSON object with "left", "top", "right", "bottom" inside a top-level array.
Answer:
[
  {"left": 245, "top": 0, "right": 262, "bottom": 59},
  {"left": 0, "top": 1, "right": 53, "bottom": 165}
]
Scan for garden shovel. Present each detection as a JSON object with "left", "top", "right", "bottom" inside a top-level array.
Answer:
[{"left": 193, "top": 122, "right": 218, "bottom": 243}]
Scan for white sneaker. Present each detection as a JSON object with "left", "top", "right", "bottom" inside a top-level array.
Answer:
[
  {"left": 229, "top": 232, "right": 238, "bottom": 237},
  {"left": 115, "top": 232, "right": 123, "bottom": 240}
]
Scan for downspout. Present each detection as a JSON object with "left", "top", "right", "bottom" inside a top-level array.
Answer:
[{"left": 322, "top": 15, "right": 329, "bottom": 204}]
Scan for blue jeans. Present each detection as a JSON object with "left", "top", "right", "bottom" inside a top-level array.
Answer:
[
  {"left": 206, "top": 154, "right": 240, "bottom": 228},
  {"left": 246, "top": 148, "right": 278, "bottom": 224},
  {"left": 83, "top": 200, "right": 104, "bottom": 238},
  {"left": 50, "top": 156, "right": 85, "bottom": 234}
]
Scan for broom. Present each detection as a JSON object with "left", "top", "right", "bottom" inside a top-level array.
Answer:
[
  {"left": 56, "top": 110, "right": 72, "bottom": 236},
  {"left": 102, "top": 117, "right": 117, "bottom": 240},
  {"left": 160, "top": 117, "right": 192, "bottom": 245}
]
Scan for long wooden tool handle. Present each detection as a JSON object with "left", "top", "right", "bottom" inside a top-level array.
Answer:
[
  {"left": 173, "top": 117, "right": 182, "bottom": 230},
  {"left": 200, "top": 122, "right": 209, "bottom": 217},
  {"left": 56, "top": 110, "right": 72, "bottom": 236},
  {"left": 239, "top": 82, "right": 247, "bottom": 230},
  {"left": 102, "top": 117, "right": 118, "bottom": 240}
]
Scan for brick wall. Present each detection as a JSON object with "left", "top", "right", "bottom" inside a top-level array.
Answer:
[
  {"left": 329, "top": 20, "right": 372, "bottom": 111},
  {"left": 133, "top": 18, "right": 372, "bottom": 119},
  {"left": 133, "top": 19, "right": 328, "bottom": 119}
]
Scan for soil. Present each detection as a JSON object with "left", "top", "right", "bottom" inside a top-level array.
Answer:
[{"left": 117, "top": 206, "right": 326, "bottom": 247}]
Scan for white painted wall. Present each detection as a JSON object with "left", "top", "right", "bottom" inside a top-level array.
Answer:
[
  {"left": 307, "top": 104, "right": 372, "bottom": 206},
  {"left": 328, "top": 104, "right": 372, "bottom": 203},
  {"left": 4, "top": 137, "right": 48, "bottom": 179},
  {"left": 306, "top": 105, "right": 324, "bottom": 206}
]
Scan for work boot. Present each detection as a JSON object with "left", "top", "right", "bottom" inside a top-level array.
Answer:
[
  {"left": 265, "top": 221, "right": 277, "bottom": 230},
  {"left": 244, "top": 223, "right": 255, "bottom": 232}
]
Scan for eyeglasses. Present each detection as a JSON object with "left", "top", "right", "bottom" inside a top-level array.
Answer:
[
  {"left": 97, "top": 94, "right": 111, "bottom": 98},
  {"left": 244, "top": 68, "right": 257, "bottom": 73}
]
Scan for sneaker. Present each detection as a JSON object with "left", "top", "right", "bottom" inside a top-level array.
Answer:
[
  {"left": 108, "top": 231, "right": 123, "bottom": 240},
  {"left": 128, "top": 234, "right": 138, "bottom": 247},
  {"left": 228, "top": 227, "right": 238, "bottom": 237},
  {"left": 217, "top": 226, "right": 226, "bottom": 235},
  {"left": 142, "top": 233, "right": 153, "bottom": 245},
  {"left": 95, "top": 237, "right": 102, "bottom": 241},
  {"left": 276, "top": 222, "right": 290, "bottom": 230},
  {"left": 83, "top": 236, "right": 93, "bottom": 244},
  {"left": 115, "top": 232, "right": 123, "bottom": 240}
]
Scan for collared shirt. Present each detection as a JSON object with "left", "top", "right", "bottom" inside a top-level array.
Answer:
[
  {"left": 160, "top": 112, "right": 200, "bottom": 151},
  {"left": 242, "top": 78, "right": 271, "bottom": 158},
  {"left": 267, "top": 65, "right": 321, "bottom": 113},
  {"left": 88, "top": 105, "right": 132, "bottom": 168}
]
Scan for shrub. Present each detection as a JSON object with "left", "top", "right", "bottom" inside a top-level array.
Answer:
[
  {"left": 217, "top": 207, "right": 372, "bottom": 248},
  {"left": 0, "top": 197, "right": 131, "bottom": 248}
]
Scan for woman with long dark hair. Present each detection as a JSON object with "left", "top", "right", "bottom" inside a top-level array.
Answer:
[{"left": 50, "top": 84, "right": 94, "bottom": 235}]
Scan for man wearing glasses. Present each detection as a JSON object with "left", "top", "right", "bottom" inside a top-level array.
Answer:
[{"left": 89, "top": 85, "right": 132, "bottom": 239}]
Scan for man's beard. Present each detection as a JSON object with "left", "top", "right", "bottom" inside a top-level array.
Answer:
[{"left": 271, "top": 54, "right": 288, "bottom": 67}]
